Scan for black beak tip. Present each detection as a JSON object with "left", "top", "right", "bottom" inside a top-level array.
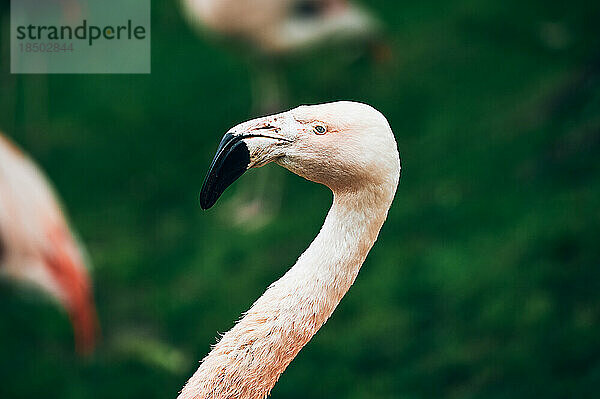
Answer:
[
  {"left": 198, "top": 195, "right": 211, "bottom": 210},
  {"left": 199, "top": 191, "right": 216, "bottom": 210},
  {"left": 199, "top": 134, "right": 251, "bottom": 210}
]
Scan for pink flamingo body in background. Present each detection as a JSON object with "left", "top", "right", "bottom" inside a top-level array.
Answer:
[
  {"left": 181, "top": 0, "right": 378, "bottom": 55},
  {"left": 0, "top": 133, "right": 98, "bottom": 355}
]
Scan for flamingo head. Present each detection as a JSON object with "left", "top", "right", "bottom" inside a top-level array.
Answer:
[{"left": 199, "top": 101, "right": 400, "bottom": 209}]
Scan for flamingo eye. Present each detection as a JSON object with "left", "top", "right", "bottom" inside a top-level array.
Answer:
[{"left": 314, "top": 125, "right": 327, "bottom": 135}]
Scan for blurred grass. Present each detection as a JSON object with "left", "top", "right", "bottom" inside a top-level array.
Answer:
[{"left": 0, "top": 0, "right": 599, "bottom": 398}]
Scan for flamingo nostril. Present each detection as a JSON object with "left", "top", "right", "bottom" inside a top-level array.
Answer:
[{"left": 255, "top": 125, "right": 282, "bottom": 133}]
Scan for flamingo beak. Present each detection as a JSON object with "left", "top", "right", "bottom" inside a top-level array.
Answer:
[
  {"left": 65, "top": 278, "right": 99, "bottom": 356},
  {"left": 199, "top": 133, "right": 251, "bottom": 210},
  {"left": 44, "top": 242, "right": 99, "bottom": 356},
  {"left": 200, "top": 120, "right": 294, "bottom": 210}
]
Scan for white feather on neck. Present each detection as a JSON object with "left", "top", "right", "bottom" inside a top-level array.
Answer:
[{"left": 178, "top": 177, "right": 397, "bottom": 399}]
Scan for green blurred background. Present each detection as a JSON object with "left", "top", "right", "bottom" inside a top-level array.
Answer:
[{"left": 1, "top": 0, "right": 599, "bottom": 398}]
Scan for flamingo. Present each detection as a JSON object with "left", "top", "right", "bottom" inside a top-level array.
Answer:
[
  {"left": 181, "top": 0, "right": 379, "bottom": 55},
  {"left": 0, "top": 133, "right": 98, "bottom": 355},
  {"left": 180, "top": 101, "right": 401, "bottom": 398}
]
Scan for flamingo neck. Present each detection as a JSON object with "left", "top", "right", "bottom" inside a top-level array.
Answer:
[{"left": 179, "top": 183, "right": 396, "bottom": 399}]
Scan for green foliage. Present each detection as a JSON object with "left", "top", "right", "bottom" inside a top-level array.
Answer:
[{"left": 0, "top": 0, "right": 599, "bottom": 398}]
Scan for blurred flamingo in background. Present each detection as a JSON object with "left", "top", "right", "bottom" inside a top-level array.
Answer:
[
  {"left": 181, "top": 0, "right": 382, "bottom": 113},
  {"left": 181, "top": 0, "right": 379, "bottom": 56},
  {"left": 0, "top": 133, "right": 98, "bottom": 355}
]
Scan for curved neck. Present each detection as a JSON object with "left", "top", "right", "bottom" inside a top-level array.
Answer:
[
  {"left": 293, "top": 186, "right": 394, "bottom": 303},
  {"left": 179, "top": 184, "right": 395, "bottom": 399}
]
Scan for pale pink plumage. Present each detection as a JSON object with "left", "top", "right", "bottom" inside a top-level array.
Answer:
[{"left": 179, "top": 102, "right": 400, "bottom": 398}]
